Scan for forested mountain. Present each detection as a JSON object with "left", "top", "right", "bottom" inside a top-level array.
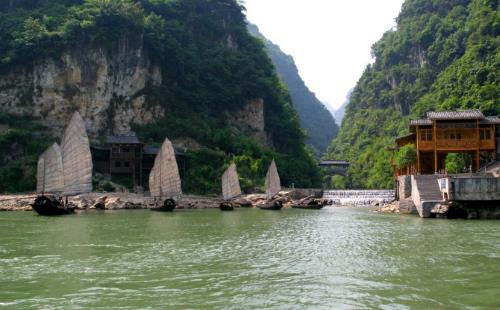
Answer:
[
  {"left": 248, "top": 24, "right": 339, "bottom": 156},
  {"left": 0, "top": 0, "right": 321, "bottom": 193},
  {"left": 327, "top": 0, "right": 499, "bottom": 189}
]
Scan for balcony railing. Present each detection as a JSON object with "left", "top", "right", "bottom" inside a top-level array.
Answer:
[{"left": 417, "top": 138, "right": 495, "bottom": 150}]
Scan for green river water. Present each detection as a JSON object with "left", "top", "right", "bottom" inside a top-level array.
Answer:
[{"left": 0, "top": 208, "right": 499, "bottom": 309}]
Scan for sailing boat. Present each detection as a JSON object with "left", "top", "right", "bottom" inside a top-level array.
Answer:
[
  {"left": 259, "top": 159, "right": 283, "bottom": 210},
  {"left": 149, "top": 137, "right": 182, "bottom": 211},
  {"left": 32, "top": 112, "right": 93, "bottom": 216},
  {"left": 219, "top": 163, "right": 242, "bottom": 211}
]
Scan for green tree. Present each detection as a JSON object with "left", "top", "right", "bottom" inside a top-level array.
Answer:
[
  {"left": 331, "top": 175, "right": 346, "bottom": 189},
  {"left": 445, "top": 153, "right": 471, "bottom": 173},
  {"left": 395, "top": 144, "right": 417, "bottom": 169}
]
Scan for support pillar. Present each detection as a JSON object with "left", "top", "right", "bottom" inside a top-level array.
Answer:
[
  {"left": 433, "top": 120, "right": 438, "bottom": 173},
  {"left": 416, "top": 125, "right": 420, "bottom": 174}
]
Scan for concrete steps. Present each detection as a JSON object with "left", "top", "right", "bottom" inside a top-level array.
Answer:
[
  {"left": 412, "top": 175, "right": 443, "bottom": 217},
  {"left": 414, "top": 175, "right": 443, "bottom": 201}
]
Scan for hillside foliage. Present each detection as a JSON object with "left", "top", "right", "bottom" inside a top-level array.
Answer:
[
  {"left": 0, "top": 0, "right": 322, "bottom": 193},
  {"left": 327, "top": 0, "right": 500, "bottom": 189}
]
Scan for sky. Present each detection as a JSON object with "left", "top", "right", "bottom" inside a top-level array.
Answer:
[{"left": 243, "top": 0, "right": 405, "bottom": 112}]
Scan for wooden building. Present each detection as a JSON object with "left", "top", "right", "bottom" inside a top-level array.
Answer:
[
  {"left": 107, "top": 135, "right": 144, "bottom": 186},
  {"left": 395, "top": 110, "right": 500, "bottom": 175},
  {"left": 91, "top": 137, "right": 187, "bottom": 189}
]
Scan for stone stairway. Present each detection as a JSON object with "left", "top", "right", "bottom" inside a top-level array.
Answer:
[
  {"left": 412, "top": 175, "right": 443, "bottom": 217},
  {"left": 414, "top": 175, "right": 443, "bottom": 201}
]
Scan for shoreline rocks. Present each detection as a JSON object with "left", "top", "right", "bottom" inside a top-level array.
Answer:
[{"left": 0, "top": 190, "right": 301, "bottom": 211}]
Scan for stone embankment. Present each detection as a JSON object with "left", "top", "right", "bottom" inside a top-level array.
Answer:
[
  {"left": 0, "top": 191, "right": 303, "bottom": 211},
  {"left": 377, "top": 198, "right": 417, "bottom": 214}
]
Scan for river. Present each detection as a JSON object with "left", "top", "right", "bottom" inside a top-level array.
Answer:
[{"left": 1, "top": 208, "right": 499, "bottom": 308}]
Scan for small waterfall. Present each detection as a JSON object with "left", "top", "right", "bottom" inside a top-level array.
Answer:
[{"left": 323, "top": 190, "right": 394, "bottom": 206}]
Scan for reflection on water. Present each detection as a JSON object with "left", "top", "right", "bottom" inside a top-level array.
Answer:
[{"left": 0, "top": 208, "right": 499, "bottom": 308}]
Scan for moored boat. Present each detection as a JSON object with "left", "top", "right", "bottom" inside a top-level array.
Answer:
[
  {"left": 219, "top": 163, "right": 242, "bottom": 211},
  {"left": 259, "top": 199, "right": 283, "bottom": 210},
  {"left": 149, "top": 137, "right": 182, "bottom": 212},
  {"left": 32, "top": 195, "right": 75, "bottom": 215},
  {"left": 33, "top": 112, "right": 93, "bottom": 216},
  {"left": 259, "top": 160, "right": 283, "bottom": 210},
  {"left": 291, "top": 195, "right": 326, "bottom": 210},
  {"left": 291, "top": 203, "right": 324, "bottom": 210}
]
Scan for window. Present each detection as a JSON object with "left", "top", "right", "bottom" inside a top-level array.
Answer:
[
  {"left": 480, "top": 129, "right": 491, "bottom": 140},
  {"left": 115, "top": 161, "right": 121, "bottom": 168},
  {"left": 446, "top": 131, "right": 463, "bottom": 140},
  {"left": 112, "top": 146, "right": 119, "bottom": 154},
  {"left": 122, "top": 147, "right": 130, "bottom": 153},
  {"left": 124, "top": 162, "right": 130, "bottom": 168},
  {"left": 420, "top": 129, "right": 432, "bottom": 141}
]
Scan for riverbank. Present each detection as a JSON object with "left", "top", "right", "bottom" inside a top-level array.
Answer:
[{"left": 0, "top": 191, "right": 301, "bottom": 211}]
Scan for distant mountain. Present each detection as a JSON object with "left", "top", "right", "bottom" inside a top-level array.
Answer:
[
  {"left": 248, "top": 24, "right": 339, "bottom": 156},
  {"left": 333, "top": 89, "right": 353, "bottom": 124}
]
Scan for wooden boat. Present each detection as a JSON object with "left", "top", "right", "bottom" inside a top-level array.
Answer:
[
  {"left": 292, "top": 203, "right": 324, "bottom": 210},
  {"left": 150, "top": 198, "right": 176, "bottom": 212},
  {"left": 291, "top": 195, "right": 326, "bottom": 210},
  {"left": 33, "top": 112, "right": 93, "bottom": 216},
  {"left": 32, "top": 195, "right": 75, "bottom": 215},
  {"left": 259, "top": 199, "right": 283, "bottom": 210},
  {"left": 259, "top": 160, "right": 283, "bottom": 210},
  {"left": 219, "top": 163, "right": 242, "bottom": 211},
  {"left": 149, "top": 137, "right": 182, "bottom": 212}
]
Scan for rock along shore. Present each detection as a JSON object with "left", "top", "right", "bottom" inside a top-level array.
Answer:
[{"left": 0, "top": 191, "right": 305, "bottom": 211}]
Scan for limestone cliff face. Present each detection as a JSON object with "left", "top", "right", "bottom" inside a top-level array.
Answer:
[
  {"left": 0, "top": 34, "right": 164, "bottom": 141},
  {"left": 226, "top": 98, "right": 269, "bottom": 146},
  {"left": 0, "top": 34, "right": 269, "bottom": 147}
]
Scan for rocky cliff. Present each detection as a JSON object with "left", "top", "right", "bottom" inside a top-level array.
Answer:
[
  {"left": 0, "top": 0, "right": 321, "bottom": 193},
  {"left": 0, "top": 34, "right": 164, "bottom": 140},
  {"left": 0, "top": 33, "right": 267, "bottom": 144}
]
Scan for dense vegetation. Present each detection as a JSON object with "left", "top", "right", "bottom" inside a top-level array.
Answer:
[
  {"left": 0, "top": 0, "right": 322, "bottom": 193},
  {"left": 248, "top": 24, "right": 339, "bottom": 156},
  {"left": 327, "top": 0, "right": 500, "bottom": 188},
  {"left": 445, "top": 153, "right": 472, "bottom": 173},
  {"left": 0, "top": 114, "right": 51, "bottom": 192}
]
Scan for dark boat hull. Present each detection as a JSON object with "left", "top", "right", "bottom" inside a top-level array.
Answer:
[
  {"left": 31, "top": 195, "right": 75, "bottom": 216},
  {"left": 219, "top": 202, "right": 234, "bottom": 211},
  {"left": 292, "top": 204, "right": 324, "bottom": 210},
  {"left": 258, "top": 200, "right": 283, "bottom": 210},
  {"left": 151, "top": 198, "right": 176, "bottom": 212}
]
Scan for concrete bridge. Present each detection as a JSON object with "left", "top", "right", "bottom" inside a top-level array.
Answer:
[{"left": 319, "top": 160, "right": 349, "bottom": 176}]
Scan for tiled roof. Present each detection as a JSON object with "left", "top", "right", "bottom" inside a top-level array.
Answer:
[
  {"left": 480, "top": 116, "right": 500, "bottom": 125},
  {"left": 426, "top": 110, "right": 484, "bottom": 120},
  {"left": 410, "top": 119, "right": 432, "bottom": 126},
  {"left": 107, "top": 135, "right": 142, "bottom": 144}
]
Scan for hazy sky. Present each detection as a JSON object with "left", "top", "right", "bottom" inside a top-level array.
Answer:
[{"left": 243, "top": 0, "right": 404, "bottom": 111}]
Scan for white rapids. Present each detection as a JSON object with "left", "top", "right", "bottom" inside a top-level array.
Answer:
[{"left": 323, "top": 190, "right": 395, "bottom": 206}]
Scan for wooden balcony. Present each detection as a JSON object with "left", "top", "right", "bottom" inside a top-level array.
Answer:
[
  {"left": 436, "top": 138, "right": 478, "bottom": 150},
  {"left": 417, "top": 138, "right": 496, "bottom": 151},
  {"left": 480, "top": 139, "right": 495, "bottom": 150},
  {"left": 418, "top": 140, "right": 433, "bottom": 150}
]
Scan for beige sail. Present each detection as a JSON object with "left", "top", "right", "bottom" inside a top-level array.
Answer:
[
  {"left": 37, "top": 143, "right": 64, "bottom": 193},
  {"left": 265, "top": 159, "right": 281, "bottom": 200},
  {"left": 61, "top": 112, "right": 93, "bottom": 195},
  {"left": 222, "top": 163, "right": 241, "bottom": 200},
  {"left": 149, "top": 137, "right": 182, "bottom": 198}
]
